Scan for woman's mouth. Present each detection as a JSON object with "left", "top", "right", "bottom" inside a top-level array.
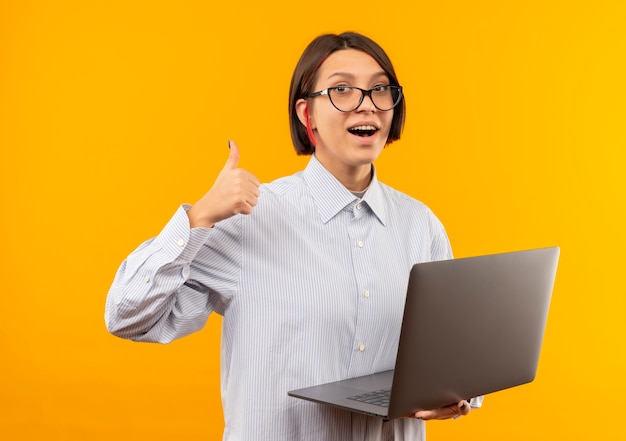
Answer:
[{"left": 348, "top": 125, "right": 379, "bottom": 137}]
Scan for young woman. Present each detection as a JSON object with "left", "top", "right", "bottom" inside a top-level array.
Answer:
[{"left": 105, "top": 31, "right": 479, "bottom": 441}]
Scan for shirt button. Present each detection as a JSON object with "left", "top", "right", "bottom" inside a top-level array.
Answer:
[
  {"left": 356, "top": 202, "right": 363, "bottom": 210},
  {"left": 359, "top": 344, "right": 365, "bottom": 352},
  {"left": 364, "top": 290, "right": 370, "bottom": 298},
  {"left": 177, "top": 239, "right": 186, "bottom": 247},
  {"left": 143, "top": 275, "right": 150, "bottom": 283},
  {"left": 357, "top": 240, "right": 364, "bottom": 248}
]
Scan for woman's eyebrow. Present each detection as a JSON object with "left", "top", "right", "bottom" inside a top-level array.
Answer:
[{"left": 326, "top": 71, "right": 388, "bottom": 81}]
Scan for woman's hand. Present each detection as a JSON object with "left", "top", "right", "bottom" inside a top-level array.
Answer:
[
  {"left": 187, "top": 140, "right": 261, "bottom": 228},
  {"left": 414, "top": 400, "right": 471, "bottom": 420}
]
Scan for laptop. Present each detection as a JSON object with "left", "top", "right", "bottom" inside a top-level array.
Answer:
[{"left": 288, "top": 246, "right": 560, "bottom": 420}]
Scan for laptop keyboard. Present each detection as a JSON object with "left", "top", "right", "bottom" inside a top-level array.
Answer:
[{"left": 347, "top": 389, "right": 391, "bottom": 407}]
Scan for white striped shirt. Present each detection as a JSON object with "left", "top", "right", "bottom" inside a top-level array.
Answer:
[{"left": 105, "top": 154, "right": 455, "bottom": 441}]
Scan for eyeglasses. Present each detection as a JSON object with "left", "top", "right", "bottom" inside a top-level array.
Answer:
[{"left": 308, "top": 85, "right": 403, "bottom": 112}]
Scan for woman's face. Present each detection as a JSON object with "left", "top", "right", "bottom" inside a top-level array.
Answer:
[{"left": 296, "top": 49, "right": 394, "bottom": 187}]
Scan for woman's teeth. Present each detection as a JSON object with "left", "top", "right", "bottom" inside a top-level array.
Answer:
[{"left": 348, "top": 125, "right": 377, "bottom": 137}]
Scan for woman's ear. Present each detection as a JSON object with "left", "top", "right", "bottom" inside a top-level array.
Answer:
[
  {"left": 295, "top": 99, "right": 313, "bottom": 128},
  {"left": 296, "top": 98, "right": 318, "bottom": 148}
]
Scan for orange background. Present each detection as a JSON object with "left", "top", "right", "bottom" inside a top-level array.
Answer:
[{"left": 1, "top": 1, "right": 624, "bottom": 439}]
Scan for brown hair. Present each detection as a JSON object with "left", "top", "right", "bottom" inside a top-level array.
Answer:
[{"left": 289, "top": 32, "right": 406, "bottom": 155}]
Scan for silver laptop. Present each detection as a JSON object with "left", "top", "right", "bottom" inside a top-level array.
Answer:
[{"left": 288, "top": 246, "right": 560, "bottom": 420}]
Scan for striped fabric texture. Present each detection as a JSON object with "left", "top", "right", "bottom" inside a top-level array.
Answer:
[{"left": 106, "top": 154, "right": 455, "bottom": 441}]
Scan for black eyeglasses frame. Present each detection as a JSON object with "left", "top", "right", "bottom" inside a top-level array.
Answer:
[{"left": 307, "top": 85, "right": 403, "bottom": 112}]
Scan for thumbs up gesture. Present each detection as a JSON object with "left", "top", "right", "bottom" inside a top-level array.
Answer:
[{"left": 187, "top": 141, "right": 261, "bottom": 228}]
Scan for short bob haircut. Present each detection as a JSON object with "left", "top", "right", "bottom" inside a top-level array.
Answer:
[{"left": 289, "top": 32, "right": 406, "bottom": 155}]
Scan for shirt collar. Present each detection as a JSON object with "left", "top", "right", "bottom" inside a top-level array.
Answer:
[{"left": 302, "top": 154, "right": 387, "bottom": 226}]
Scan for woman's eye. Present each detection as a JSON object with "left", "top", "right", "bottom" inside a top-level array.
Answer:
[
  {"left": 372, "top": 85, "right": 388, "bottom": 93},
  {"left": 333, "top": 86, "right": 351, "bottom": 95}
]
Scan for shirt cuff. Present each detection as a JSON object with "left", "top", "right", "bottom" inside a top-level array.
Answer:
[
  {"left": 156, "top": 204, "right": 213, "bottom": 262},
  {"left": 469, "top": 395, "right": 484, "bottom": 409}
]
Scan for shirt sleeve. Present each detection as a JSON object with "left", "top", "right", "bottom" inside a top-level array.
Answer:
[
  {"left": 104, "top": 205, "right": 224, "bottom": 343},
  {"left": 428, "top": 210, "right": 453, "bottom": 261}
]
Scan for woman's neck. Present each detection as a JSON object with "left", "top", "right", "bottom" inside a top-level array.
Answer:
[{"left": 315, "top": 154, "right": 373, "bottom": 191}]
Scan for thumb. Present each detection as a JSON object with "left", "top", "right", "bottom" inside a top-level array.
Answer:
[{"left": 224, "top": 139, "right": 240, "bottom": 170}]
